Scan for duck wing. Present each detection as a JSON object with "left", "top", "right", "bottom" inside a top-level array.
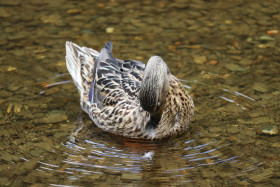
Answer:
[{"left": 90, "top": 42, "right": 146, "bottom": 109}]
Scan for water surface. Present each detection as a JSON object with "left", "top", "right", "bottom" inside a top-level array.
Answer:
[{"left": 0, "top": 0, "right": 280, "bottom": 186}]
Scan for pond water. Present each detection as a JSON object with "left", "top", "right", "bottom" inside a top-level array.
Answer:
[{"left": 0, "top": 0, "right": 280, "bottom": 186}]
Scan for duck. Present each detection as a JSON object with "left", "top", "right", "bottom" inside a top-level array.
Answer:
[{"left": 65, "top": 41, "right": 194, "bottom": 139}]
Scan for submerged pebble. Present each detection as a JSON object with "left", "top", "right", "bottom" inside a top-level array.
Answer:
[
  {"left": 227, "top": 126, "right": 239, "bottom": 134},
  {"left": 67, "top": 9, "right": 82, "bottom": 15},
  {"left": 194, "top": 55, "right": 207, "bottom": 64},
  {"left": 224, "top": 63, "right": 247, "bottom": 72},
  {"left": 22, "top": 159, "right": 39, "bottom": 171},
  {"left": 249, "top": 168, "right": 274, "bottom": 182},
  {"left": 0, "top": 177, "right": 11, "bottom": 186},
  {"left": 121, "top": 173, "right": 143, "bottom": 180},
  {"left": 258, "top": 125, "right": 279, "bottom": 135},
  {"left": 106, "top": 27, "right": 115, "bottom": 33},
  {"left": 33, "top": 110, "right": 68, "bottom": 124},
  {"left": 253, "top": 82, "right": 269, "bottom": 93}
]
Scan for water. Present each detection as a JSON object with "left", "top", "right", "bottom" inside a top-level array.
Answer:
[{"left": 0, "top": 0, "right": 280, "bottom": 186}]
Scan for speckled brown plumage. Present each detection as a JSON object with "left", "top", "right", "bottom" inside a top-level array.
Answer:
[{"left": 66, "top": 41, "right": 194, "bottom": 139}]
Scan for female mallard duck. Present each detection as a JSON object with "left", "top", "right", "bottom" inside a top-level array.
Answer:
[{"left": 65, "top": 41, "right": 194, "bottom": 139}]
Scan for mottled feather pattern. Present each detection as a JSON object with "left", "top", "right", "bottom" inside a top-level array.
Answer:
[
  {"left": 66, "top": 42, "right": 194, "bottom": 139},
  {"left": 156, "top": 77, "right": 194, "bottom": 138},
  {"left": 66, "top": 42, "right": 99, "bottom": 94},
  {"left": 95, "top": 59, "right": 144, "bottom": 103}
]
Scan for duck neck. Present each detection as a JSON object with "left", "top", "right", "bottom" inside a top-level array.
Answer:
[{"left": 145, "top": 105, "right": 165, "bottom": 130}]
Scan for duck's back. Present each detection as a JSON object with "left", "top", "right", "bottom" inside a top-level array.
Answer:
[{"left": 66, "top": 41, "right": 146, "bottom": 114}]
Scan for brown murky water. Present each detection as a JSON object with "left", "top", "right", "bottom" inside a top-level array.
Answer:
[{"left": 0, "top": 0, "right": 280, "bottom": 186}]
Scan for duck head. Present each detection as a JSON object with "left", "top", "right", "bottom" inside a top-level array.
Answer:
[{"left": 139, "top": 56, "right": 171, "bottom": 114}]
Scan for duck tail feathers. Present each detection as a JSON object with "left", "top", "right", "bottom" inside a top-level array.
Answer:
[
  {"left": 104, "top": 41, "right": 113, "bottom": 52},
  {"left": 97, "top": 41, "right": 115, "bottom": 63},
  {"left": 65, "top": 41, "right": 99, "bottom": 100}
]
